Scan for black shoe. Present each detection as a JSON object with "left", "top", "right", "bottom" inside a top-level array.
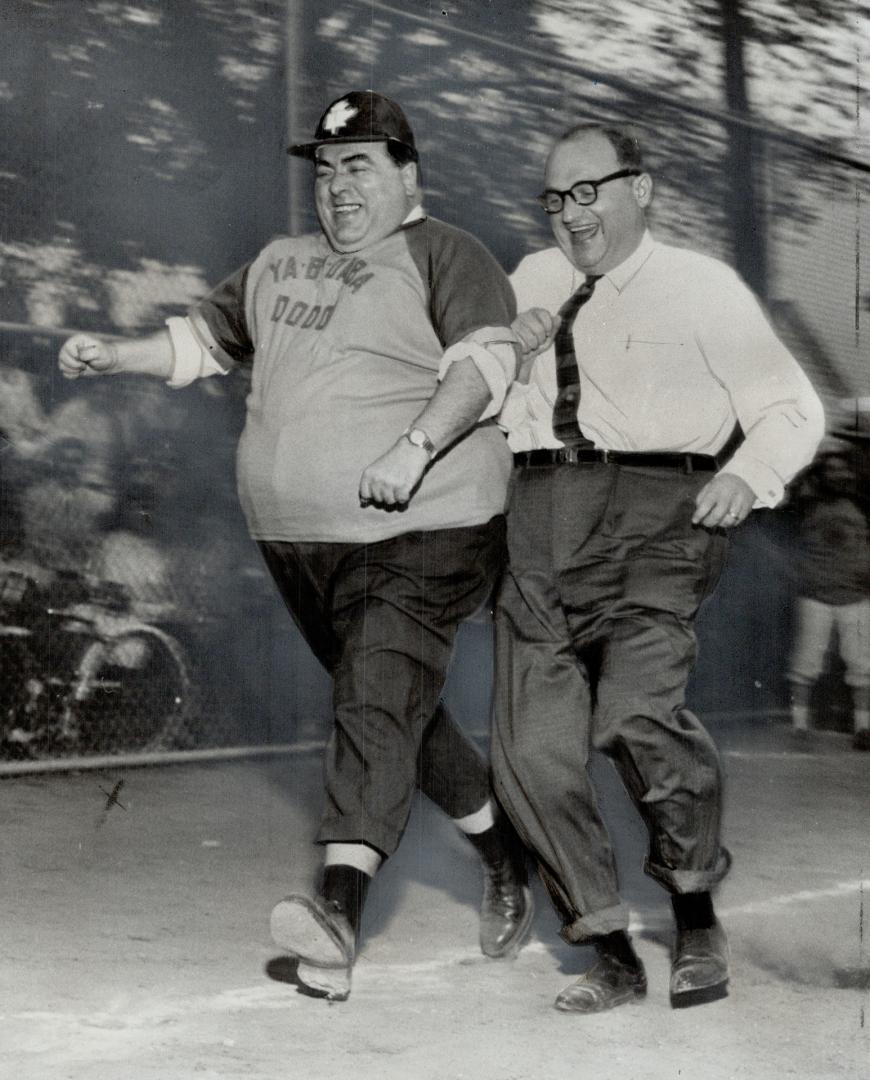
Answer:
[
  {"left": 670, "top": 920, "right": 730, "bottom": 1008},
  {"left": 555, "top": 952, "right": 647, "bottom": 1013},
  {"left": 480, "top": 867, "right": 534, "bottom": 959},
  {"left": 270, "top": 893, "right": 355, "bottom": 1001},
  {"left": 467, "top": 818, "right": 534, "bottom": 958},
  {"left": 853, "top": 729, "right": 870, "bottom": 752},
  {"left": 270, "top": 865, "right": 369, "bottom": 1002}
]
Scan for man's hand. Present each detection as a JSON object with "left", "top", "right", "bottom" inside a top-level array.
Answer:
[
  {"left": 359, "top": 437, "right": 431, "bottom": 508},
  {"left": 692, "top": 473, "right": 755, "bottom": 529},
  {"left": 512, "top": 308, "right": 561, "bottom": 383},
  {"left": 58, "top": 335, "right": 118, "bottom": 379}
]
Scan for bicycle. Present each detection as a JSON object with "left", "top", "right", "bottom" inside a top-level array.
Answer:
[{"left": 0, "top": 563, "right": 194, "bottom": 759}]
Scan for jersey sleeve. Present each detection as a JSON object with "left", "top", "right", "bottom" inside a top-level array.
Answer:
[
  {"left": 404, "top": 219, "right": 518, "bottom": 417},
  {"left": 404, "top": 219, "right": 516, "bottom": 348},
  {"left": 186, "top": 262, "right": 255, "bottom": 370}
]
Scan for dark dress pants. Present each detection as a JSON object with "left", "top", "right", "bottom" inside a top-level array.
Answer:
[
  {"left": 492, "top": 463, "right": 730, "bottom": 943},
  {"left": 260, "top": 516, "right": 505, "bottom": 858}
]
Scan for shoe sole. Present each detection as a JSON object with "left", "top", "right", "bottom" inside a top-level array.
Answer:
[
  {"left": 670, "top": 978, "right": 729, "bottom": 1009},
  {"left": 270, "top": 895, "right": 353, "bottom": 969},
  {"left": 295, "top": 959, "right": 351, "bottom": 1002},
  {"left": 481, "top": 885, "right": 536, "bottom": 959},
  {"left": 555, "top": 984, "right": 647, "bottom": 1014}
]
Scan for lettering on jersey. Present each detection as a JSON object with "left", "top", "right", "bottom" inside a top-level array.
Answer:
[
  {"left": 267, "top": 257, "right": 298, "bottom": 282},
  {"left": 265, "top": 254, "right": 373, "bottom": 294},
  {"left": 265, "top": 250, "right": 375, "bottom": 331},
  {"left": 349, "top": 272, "right": 374, "bottom": 294},
  {"left": 269, "top": 295, "right": 335, "bottom": 330}
]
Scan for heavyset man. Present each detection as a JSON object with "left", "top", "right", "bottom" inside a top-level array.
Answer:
[
  {"left": 59, "top": 91, "right": 532, "bottom": 1001},
  {"left": 494, "top": 121, "right": 825, "bottom": 1013}
]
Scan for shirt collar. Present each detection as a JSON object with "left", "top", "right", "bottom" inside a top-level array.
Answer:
[
  {"left": 403, "top": 204, "right": 426, "bottom": 225},
  {"left": 572, "top": 229, "right": 656, "bottom": 293}
]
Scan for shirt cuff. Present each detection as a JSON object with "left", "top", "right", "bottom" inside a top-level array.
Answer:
[
  {"left": 718, "top": 457, "right": 785, "bottom": 509},
  {"left": 165, "top": 316, "right": 227, "bottom": 388},
  {"left": 438, "top": 327, "right": 518, "bottom": 420}
]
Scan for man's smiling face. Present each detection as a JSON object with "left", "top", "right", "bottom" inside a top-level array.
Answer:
[
  {"left": 314, "top": 142, "right": 417, "bottom": 253},
  {"left": 546, "top": 130, "right": 650, "bottom": 276}
]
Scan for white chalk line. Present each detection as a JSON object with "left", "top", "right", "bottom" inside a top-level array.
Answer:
[
  {"left": 717, "top": 878, "right": 867, "bottom": 919},
  {"left": 722, "top": 749, "right": 855, "bottom": 760},
  {"left": 5, "top": 880, "right": 865, "bottom": 1034}
]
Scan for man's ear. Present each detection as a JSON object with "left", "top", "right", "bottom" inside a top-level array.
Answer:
[
  {"left": 400, "top": 161, "right": 419, "bottom": 198},
  {"left": 634, "top": 172, "right": 653, "bottom": 209}
]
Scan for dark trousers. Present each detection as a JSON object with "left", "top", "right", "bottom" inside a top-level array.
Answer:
[
  {"left": 492, "top": 464, "right": 730, "bottom": 943},
  {"left": 259, "top": 517, "right": 505, "bottom": 858}
]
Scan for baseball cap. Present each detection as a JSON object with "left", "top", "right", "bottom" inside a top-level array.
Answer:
[{"left": 288, "top": 90, "right": 418, "bottom": 161}]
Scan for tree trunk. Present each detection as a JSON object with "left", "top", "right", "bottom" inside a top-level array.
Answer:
[{"left": 718, "top": 0, "right": 769, "bottom": 299}]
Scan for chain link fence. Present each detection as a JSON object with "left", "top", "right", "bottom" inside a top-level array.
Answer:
[{"left": 1, "top": 1, "right": 867, "bottom": 768}]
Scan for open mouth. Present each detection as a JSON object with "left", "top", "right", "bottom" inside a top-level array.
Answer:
[
  {"left": 568, "top": 223, "right": 598, "bottom": 240},
  {"left": 333, "top": 203, "right": 362, "bottom": 217}
]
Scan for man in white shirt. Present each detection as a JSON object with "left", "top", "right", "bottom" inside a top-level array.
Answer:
[{"left": 493, "top": 121, "right": 825, "bottom": 1014}]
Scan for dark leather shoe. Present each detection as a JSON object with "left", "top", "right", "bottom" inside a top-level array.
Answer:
[
  {"left": 555, "top": 953, "right": 647, "bottom": 1013},
  {"left": 270, "top": 894, "right": 355, "bottom": 1001},
  {"left": 670, "top": 920, "right": 729, "bottom": 1008},
  {"left": 466, "top": 817, "right": 534, "bottom": 958},
  {"left": 479, "top": 865, "right": 534, "bottom": 958}
]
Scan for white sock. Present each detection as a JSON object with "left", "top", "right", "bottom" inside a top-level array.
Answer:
[
  {"left": 852, "top": 688, "right": 870, "bottom": 732},
  {"left": 452, "top": 799, "right": 497, "bottom": 836},
  {"left": 790, "top": 683, "right": 812, "bottom": 730},
  {"left": 324, "top": 842, "right": 382, "bottom": 877}
]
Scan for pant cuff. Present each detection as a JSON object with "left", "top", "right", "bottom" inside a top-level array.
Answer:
[
  {"left": 645, "top": 846, "right": 732, "bottom": 894},
  {"left": 559, "top": 902, "right": 630, "bottom": 944},
  {"left": 316, "top": 819, "right": 398, "bottom": 860}
]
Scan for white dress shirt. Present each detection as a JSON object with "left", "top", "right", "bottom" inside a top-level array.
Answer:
[{"left": 500, "top": 231, "right": 825, "bottom": 507}]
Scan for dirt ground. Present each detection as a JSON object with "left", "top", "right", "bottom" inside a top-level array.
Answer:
[{"left": 2, "top": 717, "right": 867, "bottom": 1080}]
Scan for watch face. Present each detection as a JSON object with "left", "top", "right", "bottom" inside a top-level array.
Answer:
[{"left": 406, "top": 428, "right": 434, "bottom": 456}]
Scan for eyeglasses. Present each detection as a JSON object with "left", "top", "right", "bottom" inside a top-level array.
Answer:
[{"left": 537, "top": 169, "right": 641, "bottom": 214}]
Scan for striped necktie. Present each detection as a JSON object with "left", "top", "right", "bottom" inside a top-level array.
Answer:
[{"left": 551, "top": 275, "right": 601, "bottom": 447}]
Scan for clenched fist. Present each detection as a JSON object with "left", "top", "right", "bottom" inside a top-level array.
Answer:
[
  {"left": 58, "top": 334, "right": 118, "bottom": 379},
  {"left": 511, "top": 308, "right": 561, "bottom": 383},
  {"left": 359, "top": 437, "right": 431, "bottom": 508}
]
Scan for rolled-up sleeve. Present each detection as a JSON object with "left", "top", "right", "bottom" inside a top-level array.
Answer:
[
  {"left": 437, "top": 326, "right": 518, "bottom": 419},
  {"left": 164, "top": 316, "right": 228, "bottom": 388}
]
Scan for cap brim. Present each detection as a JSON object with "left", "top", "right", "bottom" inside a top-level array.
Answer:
[
  {"left": 287, "top": 135, "right": 389, "bottom": 159},
  {"left": 287, "top": 136, "right": 415, "bottom": 159}
]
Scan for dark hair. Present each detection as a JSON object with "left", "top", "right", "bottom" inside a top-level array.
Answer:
[
  {"left": 386, "top": 138, "right": 422, "bottom": 184},
  {"left": 556, "top": 122, "right": 644, "bottom": 171},
  {"left": 385, "top": 138, "right": 418, "bottom": 166}
]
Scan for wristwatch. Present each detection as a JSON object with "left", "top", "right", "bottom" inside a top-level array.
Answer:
[{"left": 403, "top": 426, "right": 437, "bottom": 459}]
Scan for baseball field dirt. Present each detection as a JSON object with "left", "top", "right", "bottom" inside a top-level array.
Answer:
[{"left": 2, "top": 718, "right": 867, "bottom": 1079}]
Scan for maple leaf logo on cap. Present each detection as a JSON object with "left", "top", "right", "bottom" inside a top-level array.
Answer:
[{"left": 322, "top": 99, "right": 359, "bottom": 135}]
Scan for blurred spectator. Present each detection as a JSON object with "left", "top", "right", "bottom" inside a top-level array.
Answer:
[
  {"left": 18, "top": 433, "right": 118, "bottom": 575},
  {"left": 787, "top": 450, "right": 870, "bottom": 750}
]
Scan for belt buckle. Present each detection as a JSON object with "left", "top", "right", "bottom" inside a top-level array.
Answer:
[{"left": 600, "top": 449, "right": 610, "bottom": 464}]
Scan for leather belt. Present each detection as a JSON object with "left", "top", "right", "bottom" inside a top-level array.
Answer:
[{"left": 512, "top": 448, "right": 719, "bottom": 472}]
